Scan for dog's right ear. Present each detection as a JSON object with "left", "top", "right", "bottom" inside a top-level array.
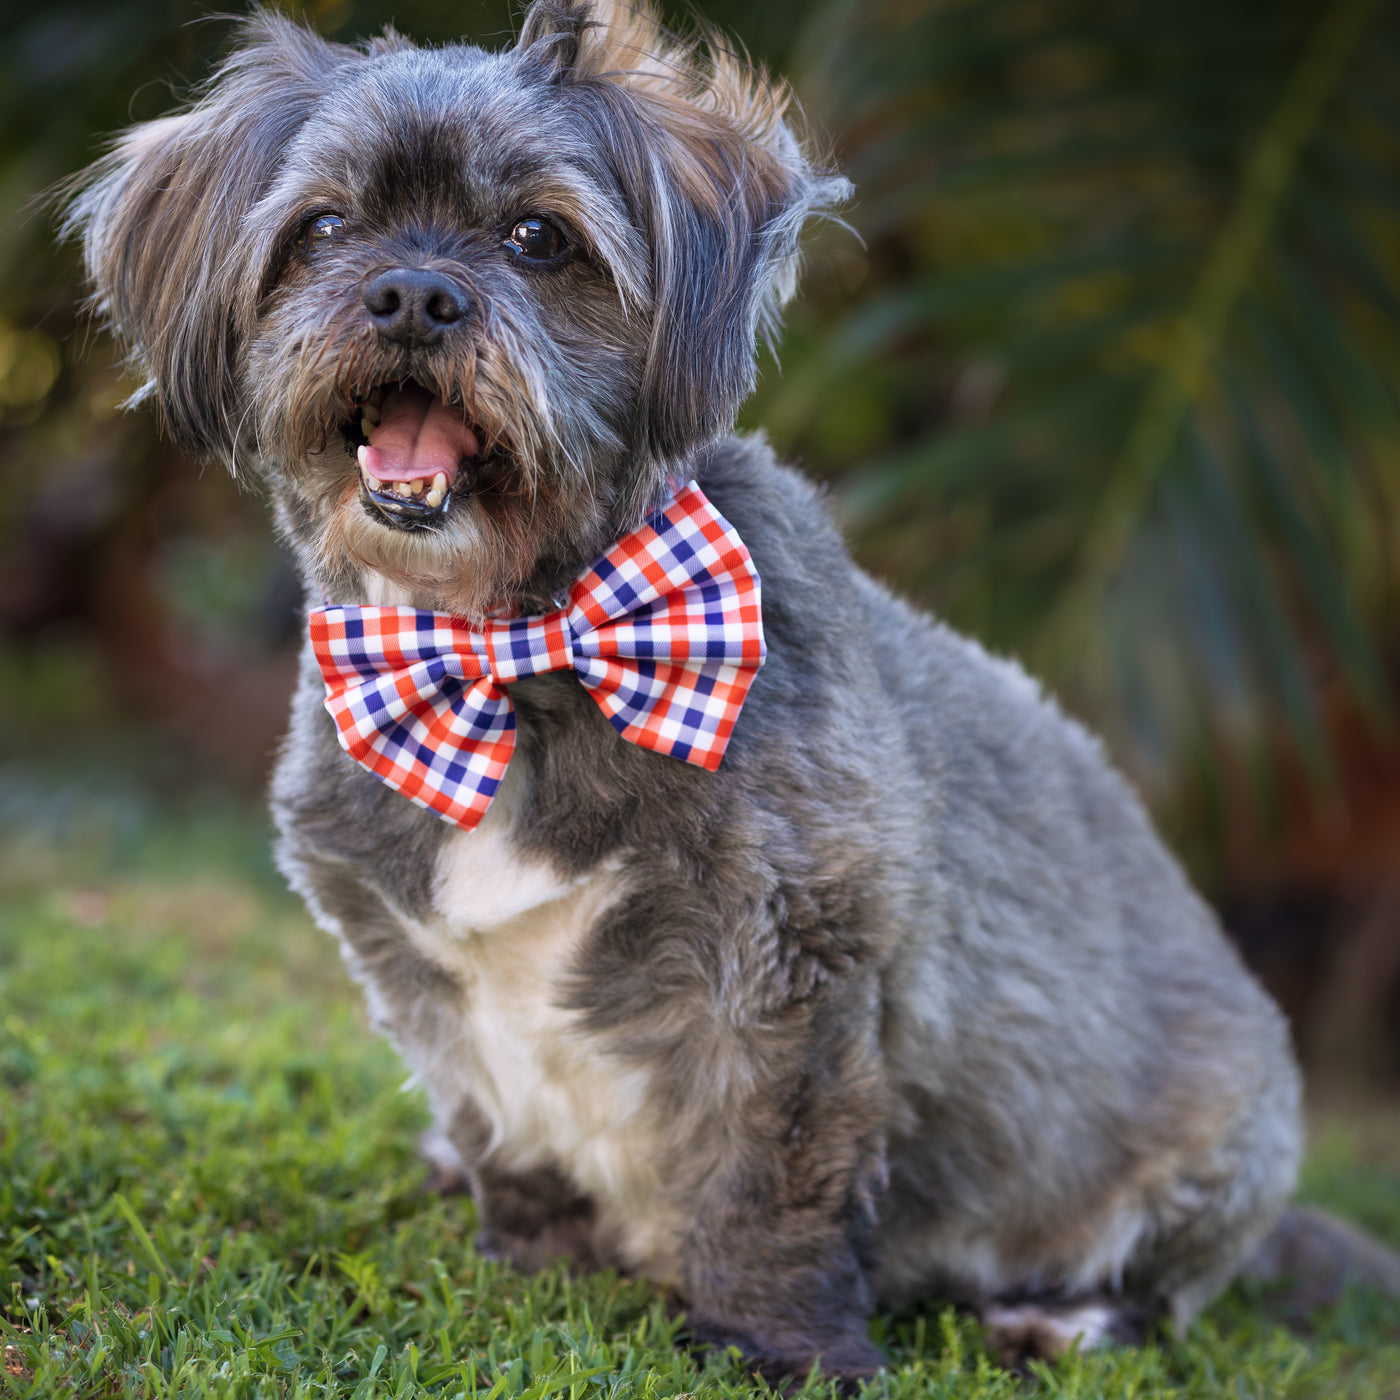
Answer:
[
  {"left": 516, "top": 0, "right": 849, "bottom": 480},
  {"left": 61, "top": 12, "right": 353, "bottom": 462}
]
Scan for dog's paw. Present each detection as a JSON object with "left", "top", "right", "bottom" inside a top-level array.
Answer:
[
  {"left": 474, "top": 1224, "right": 600, "bottom": 1276},
  {"left": 690, "top": 1320, "right": 884, "bottom": 1392},
  {"left": 981, "top": 1297, "right": 1153, "bottom": 1368},
  {"left": 418, "top": 1125, "right": 470, "bottom": 1195}
]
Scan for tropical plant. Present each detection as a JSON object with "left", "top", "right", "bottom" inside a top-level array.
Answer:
[{"left": 750, "top": 0, "right": 1400, "bottom": 816}]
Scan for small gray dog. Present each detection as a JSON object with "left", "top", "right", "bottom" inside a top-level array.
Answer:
[{"left": 66, "top": 0, "right": 1315, "bottom": 1379}]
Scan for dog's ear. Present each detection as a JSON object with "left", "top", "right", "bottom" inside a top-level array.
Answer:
[
  {"left": 62, "top": 12, "right": 354, "bottom": 461},
  {"left": 518, "top": 0, "right": 850, "bottom": 469}
]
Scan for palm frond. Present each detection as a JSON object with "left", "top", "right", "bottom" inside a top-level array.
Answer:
[{"left": 755, "top": 0, "right": 1400, "bottom": 803}]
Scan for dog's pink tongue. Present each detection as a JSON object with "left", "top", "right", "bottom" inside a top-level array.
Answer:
[{"left": 362, "top": 384, "right": 477, "bottom": 484}]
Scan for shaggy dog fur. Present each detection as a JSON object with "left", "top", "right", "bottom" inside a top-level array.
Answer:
[{"left": 65, "top": 0, "right": 1310, "bottom": 1379}]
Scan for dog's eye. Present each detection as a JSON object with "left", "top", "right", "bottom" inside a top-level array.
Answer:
[
  {"left": 506, "top": 217, "right": 567, "bottom": 263},
  {"left": 303, "top": 214, "right": 347, "bottom": 251}
]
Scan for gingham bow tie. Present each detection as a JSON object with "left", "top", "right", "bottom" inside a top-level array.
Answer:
[{"left": 309, "top": 480, "right": 765, "bottom": 832}]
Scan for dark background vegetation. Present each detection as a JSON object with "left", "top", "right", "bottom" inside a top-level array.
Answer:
[{"left": 2, "top": 0, "right": 1399, "bottom": 1088}]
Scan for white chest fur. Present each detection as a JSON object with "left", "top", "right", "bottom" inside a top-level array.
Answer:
[
  {"left": 402, "top": 814, "right": 678, "bottom": 1280},
  {"left": 343, "top": 569, "right": 679, "bottom": 1277}
]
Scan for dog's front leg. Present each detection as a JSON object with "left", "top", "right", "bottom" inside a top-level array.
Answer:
[
  {"left": 438, "top": 1100, "right": 606, "bottom": 1274},
  {"left": 658, "top": 971, "right": 890, "bottom": 1385}
]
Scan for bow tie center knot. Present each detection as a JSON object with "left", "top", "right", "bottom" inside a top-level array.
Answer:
[{"left": 482, "top": 611, "right": 576, "bottom": 684}]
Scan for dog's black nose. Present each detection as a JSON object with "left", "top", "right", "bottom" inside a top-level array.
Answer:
[{"left": 362, "top": 268, "right": 465, "bottom": 344}]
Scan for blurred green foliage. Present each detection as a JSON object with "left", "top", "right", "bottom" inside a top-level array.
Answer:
[{"left": 754, "top": 0, "right": 1400, "bottom": 808}]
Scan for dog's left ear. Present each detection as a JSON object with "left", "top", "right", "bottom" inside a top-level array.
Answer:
[{"left": 518, "top": 0, "right": 850, "bottom": 471}]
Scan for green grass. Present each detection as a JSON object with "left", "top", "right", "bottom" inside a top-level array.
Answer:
[{"left": 1, "top": 789, "right": 1398, "bottom": 1399}]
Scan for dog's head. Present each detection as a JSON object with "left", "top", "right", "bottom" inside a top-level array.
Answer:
[{"left": 63, "top": 0, "right": 846, "bottom": 615}]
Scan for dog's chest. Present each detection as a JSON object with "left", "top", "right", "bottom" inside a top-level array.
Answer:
[{"left": 417, "top": 823, "right": 677, "bottom": 1275}]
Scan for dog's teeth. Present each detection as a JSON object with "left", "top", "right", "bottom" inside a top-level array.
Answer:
[
  {"left": 361, "top": 402, "right": 381, "bottom": 426},
  {"left": 396, "top": 481, "right": 414, "bottom": 498},
  {"left": 425, "top": 488, "right": 443, "bottom": 507},
  {"left": 432, "top": 472, "right": 448, "bottom": 494},
  {"left": 356, "top": 444, "right": 369, "bottom": 468},
  {"left": 367, "top": 475, "right": 382, "bottom": 492},
  {"left": 360, "top": 416, "right": 375, "bottom": 438},
  {"left": 410, "top": 478, "right": 425, "bottom": 495}
]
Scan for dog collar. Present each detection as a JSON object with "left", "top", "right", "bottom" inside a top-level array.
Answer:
[{"left": 309, "top": 480, "right": 766, "bottom": 831}]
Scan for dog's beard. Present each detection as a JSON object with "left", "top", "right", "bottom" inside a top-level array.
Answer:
[
  {"left": 316, "top": 450, "right": 542, "bottom": 618},
  {"left": 245, "top": 283, "right": 620, "bottom": 619}
]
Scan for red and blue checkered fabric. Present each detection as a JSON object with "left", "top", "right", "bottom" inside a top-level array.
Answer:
[{"left": 309, "top": 480, "right": 766, "bottom": 831}]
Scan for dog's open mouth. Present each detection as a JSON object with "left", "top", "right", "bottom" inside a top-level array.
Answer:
[{"left": 349, "top": 381, "right": 481, "bottom": 532}]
